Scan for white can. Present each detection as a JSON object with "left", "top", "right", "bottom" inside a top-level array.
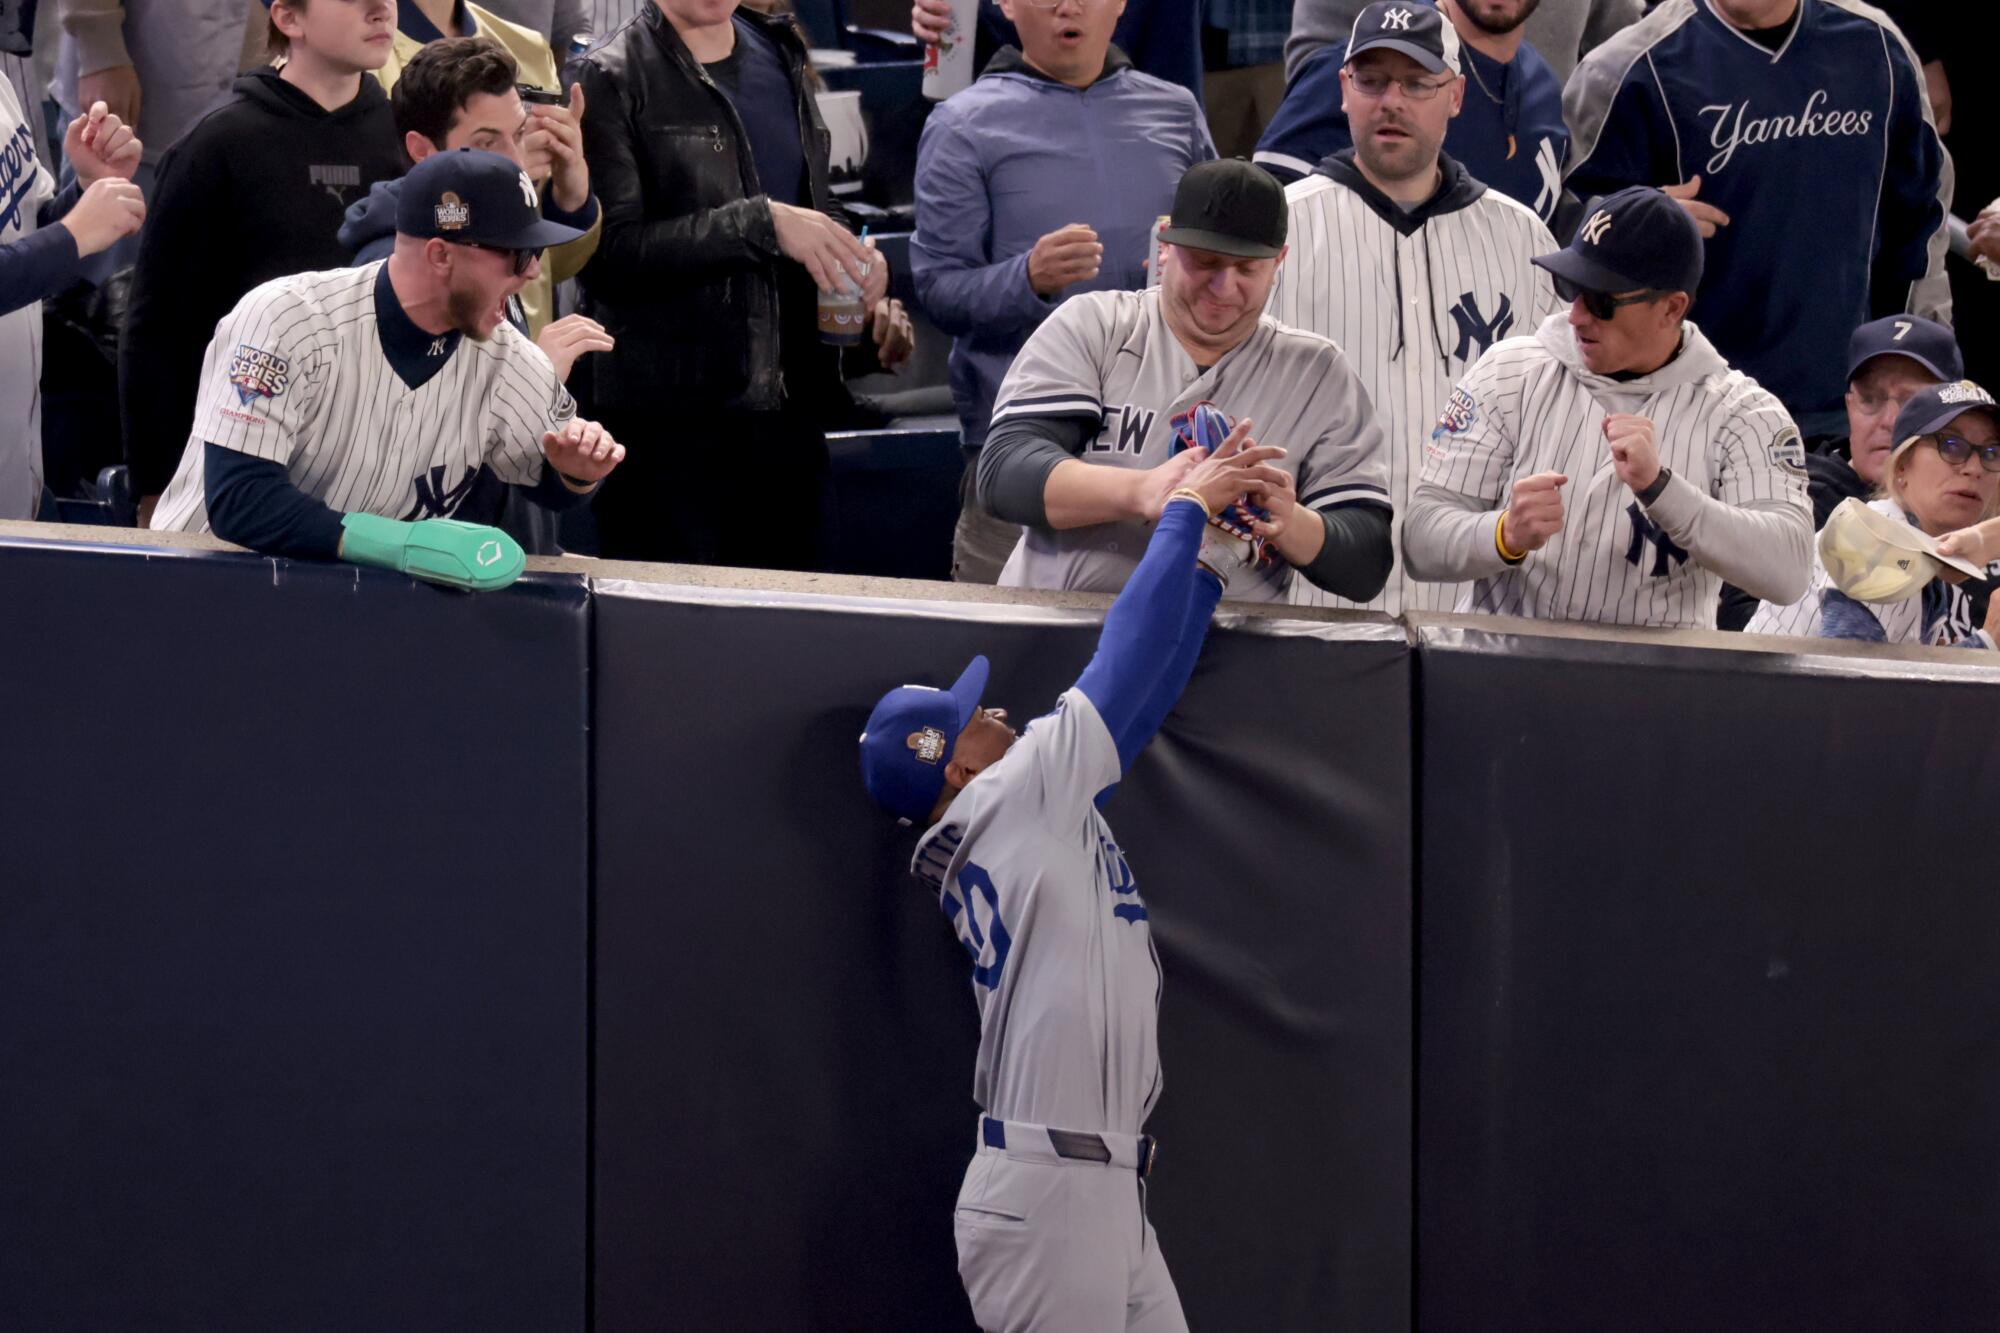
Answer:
[{"left": 921, "top": 0, "right": 978, "bottom": 101}]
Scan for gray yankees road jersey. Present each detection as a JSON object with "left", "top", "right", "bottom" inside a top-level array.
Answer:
[
  {"left": 1268, "top": 163, "right": 1562, "bottom": 615},
  {"left": 153, "top": 261, "right": 572, "bottom": 534},
  {"left": 1747, "top": 498, "right": 1992, "bottom": 647},
  {"left": 911, "top": 688, "right": 1162, "bottom": 1135},
  {"left": 991, "top": 287, "right": 1390, "bottom": 601},
  {"left": 1407, "top": 312, "right": 1813, "bottom": 627}
]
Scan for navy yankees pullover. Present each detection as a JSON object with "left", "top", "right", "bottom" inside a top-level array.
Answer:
[{"left": 1564, "top": 0, "right": 1946, "bottom": 426}]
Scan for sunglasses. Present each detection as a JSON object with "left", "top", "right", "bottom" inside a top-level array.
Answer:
[
  {"left": 1924, "top": 433, "right": 2000, "bottom": 473},
  {"left": 457, "top": 240, "right": 535, "bottom": 276},
  {"left": 1552, "top": 274, "right": 1660, "bottom": 321}
]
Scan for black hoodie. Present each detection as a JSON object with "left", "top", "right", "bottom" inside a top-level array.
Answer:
[{"left": 120, "top": 68, "right": 404, "bottom": 498}]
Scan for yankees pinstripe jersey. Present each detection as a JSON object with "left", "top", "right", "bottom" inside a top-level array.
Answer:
[
  {"left": 991, "top": 287, "right": 1390, "bottom": 600},
  {"left": 1267, "top": 152, "right": 1560, "bottom": 615},
  {"left": 1406, "top": 312, "right": 1813, "bottom": 628},
  {"left": 153, "top": 262, "right": 574, "bottom": 535},
  {"left": 911, "top": 688, "right": 1163, "bottom": 1134},
  {"left": 1746, "top": 499, "right": 1993, "bottom": 648}
]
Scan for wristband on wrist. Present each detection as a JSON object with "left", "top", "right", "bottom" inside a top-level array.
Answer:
[
  {"left": 1166, "top": 486, "right": 1215, "bottom": 520},
  {"left": 1636, "top": 466, "right": 1673, "bottom": 506},
  {"left": 1495, "top": 509, "right": 1527, "bottom": 563}
]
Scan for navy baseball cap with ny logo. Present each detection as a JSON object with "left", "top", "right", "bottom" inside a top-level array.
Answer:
[
  {"left": 396, "top": 148, "right": 586, "bottom": 251},
  {"left": 1347, "top": 1, "right": 1461, "bottom": 75},
  {"left": 1536, "top": 184, "right": 1704, "bottom": 297}
]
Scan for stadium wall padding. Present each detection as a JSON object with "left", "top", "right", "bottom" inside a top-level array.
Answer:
[
  {"left": 0, "top": 539, "right": 592, "bottom": 1333},
  {"left": 9, "top": 528, "right": 2000, "bottom": 1331},
  {"left": 588, "top": 583, "right": 1414, "bottom": 1333},
  {"left": 1415, "top": 624, "right": 2000, "bottom": 1331}
]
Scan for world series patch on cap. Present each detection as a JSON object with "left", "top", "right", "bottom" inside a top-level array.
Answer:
[
  {"left": 396, "top": 147, "right": 587, "bottom": 252},
  {"left": 859, "top": 655, "right": 990, "bottom": 825}
]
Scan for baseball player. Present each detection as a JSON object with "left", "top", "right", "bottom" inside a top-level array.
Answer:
[
  {"left": 151, "top": 150, "right": 624, "bottom": 591},
  {"left": 1266, "top": 0, "right": 1560, "bottom": 616},
  {"left": 859, "top": 439, "right": 1286, "bottom": 1333},
  {"left": 1403, "top": 184, "right": 1813, "bottom": 626},
  {"left": 979, "top": 158, "right": 1394, "bottom": 604}
]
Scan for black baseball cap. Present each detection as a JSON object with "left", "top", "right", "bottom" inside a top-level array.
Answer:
[
  {"left": 1346, "top": 1, "right": 1462, "bottom": 76},
  {"left": 1534, "top": 185, "right": 1703, "bottom": 296},
  {"left": 1158, "top": 159, "right": 1287, "bottom": 260},
  {"left": 1893, "top": 379, "right": 1999, "bottom": 446},
  {"left": 397, "top": 148, "right": 585, "bottom": 250},
  {"left": 1846, "top": 315, "right": 1962, "bottom": 385}
]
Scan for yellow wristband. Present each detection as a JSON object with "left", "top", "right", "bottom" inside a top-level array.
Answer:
[
  {"left": 1494, "top": 510, "right": 1526, "bottom": 563},
  {"left": 1166, "top": 487, "right": 1214, "bottom": 520}
]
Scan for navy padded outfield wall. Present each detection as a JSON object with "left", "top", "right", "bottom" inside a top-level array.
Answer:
[
  {"left": 0, "top": 539, "right": 592, "bottom": 1332},
  {"left": 589, "top": 585, "right": 1415, "bottom": 1333},
  {"left": 1416, "top": 625, "right": 2000, "bottom": 1331}
]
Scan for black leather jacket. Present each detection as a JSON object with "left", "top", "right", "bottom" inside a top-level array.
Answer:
[{"left": 568, "top": 6, "right": 836, "bottom": 413}]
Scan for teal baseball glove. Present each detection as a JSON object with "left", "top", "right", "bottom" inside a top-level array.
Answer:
[{"left": 339, "top": 513, "right": 525, "bottom": 592}]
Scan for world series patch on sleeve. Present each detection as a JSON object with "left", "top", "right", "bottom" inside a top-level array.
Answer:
[{"left": 1428, "top": 387, "right": 1478, "bottom": 459}]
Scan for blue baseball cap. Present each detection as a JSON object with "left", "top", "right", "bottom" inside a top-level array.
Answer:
[
  {"left": 1535, "top": 185, "right": 1704, "bottom": 296},
  {"left": 1892, "top": 379, "right": 1999, "bottom": 448},
  {"left": 1846, "top": 315, "right": 1963, "bottom": 385},
  {"left": 1346, "top": 1, "right": 1461, "bottom": 76},
  {"left": 396, "top": 148, "right": 586, "bottom": 250},
  {"left": 859, "top": 655, "right": 990, "bottom": 826}
]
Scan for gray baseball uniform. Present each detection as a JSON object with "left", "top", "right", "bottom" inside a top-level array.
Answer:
[
  {"left": 913, "top": 687, "right": 1183, "bottom": 1332},
  {"left": 988, "top": 287, "right": 1391, "bottom": 600},
  {"left": 1404, "top": 311, "right": 1813, "bottom": 626},
  {"left": 1746, "top": 498, "right": 1995, "bottom": 647},
  {"left": 1267, "top": 156, "right": 1562, "bottom": 615}
]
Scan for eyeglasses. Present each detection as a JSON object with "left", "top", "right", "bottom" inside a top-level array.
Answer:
[
  {"left": 1847, "top": 385, "right": 1917, "bottom": 417},
  {"left": 1345, "top": 68, "right": 1456, "bottom": 100},
  {"left": 457, "top": 240, "right": 535, "bottom": 276},
  {"left": 1924, "top": 433, "right": 2000, "bottom": 473},
  {"left": 1552, "top": 274, "right": 1660, "bottom": 321}
]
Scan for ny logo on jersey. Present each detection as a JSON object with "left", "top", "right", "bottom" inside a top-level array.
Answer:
[
  {"left": 1531, "top": 138, "right": 1562, "bottom": 219},
  {"left": 944, "top": 860, "right": 1013, "bottom": 989},
  {"left": 1625, "top": 501, "right": 1690, "bottom": 577},
  {"left": 1096, "top": 833, "right": 1147, "bottom": 925},
  {"left": 1380, "top": 6, "right": 1413, "bottom": 28},
  {"left": 1091, "top": 405, "right": 1156, "bottom": 456},
  {"left": 1581, "top": 210, "right": 1613, "bottom": 246},
  {"left": 426, "top": 337, "right": 449, "bottom": 357},
  {"left": 400, "top": 464, "right": 477, "bottom": 520},
  {"left": 1448, "top": 292, "right": 1514, "bottom": 362}
]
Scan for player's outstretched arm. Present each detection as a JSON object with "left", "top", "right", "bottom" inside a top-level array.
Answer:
[{"left": 1075, "top": 437, "right": 1287, "bottom": 769}]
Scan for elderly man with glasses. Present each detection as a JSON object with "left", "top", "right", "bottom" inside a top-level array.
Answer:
[
  {"left": 912, "top": 0, "right": 1214, "bottom": 583},
  {"left": 1715, "top": 314, "right": 1964, "bottom": 628},
  {"left": 1402, "top": 183, "right": 1813, "bottom": 629}
]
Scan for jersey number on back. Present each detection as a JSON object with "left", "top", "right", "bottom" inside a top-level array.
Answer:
[{"left": 943, "top": 860, "right": 1012, "bottom": 990}]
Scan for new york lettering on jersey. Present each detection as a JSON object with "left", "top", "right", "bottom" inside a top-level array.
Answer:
[{"left": 993, "top": 288, "right": 1390, "bottom": 603}]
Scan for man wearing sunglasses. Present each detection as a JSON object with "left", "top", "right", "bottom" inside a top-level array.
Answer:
[
  {"left": 151, "top": 150, "right": 625, "bottom": 592},
  {"left": 1404, "top": 183, "right": 1813, "bottom": 627}
]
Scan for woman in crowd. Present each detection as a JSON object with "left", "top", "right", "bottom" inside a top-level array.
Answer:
[{"left": 1748, "top": 382, "right": 2000, "bottom": 647}]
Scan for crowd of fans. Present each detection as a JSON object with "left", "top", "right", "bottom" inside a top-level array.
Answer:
[{"left": 0, "top": 0, "right": 1995, "bottom": 648}]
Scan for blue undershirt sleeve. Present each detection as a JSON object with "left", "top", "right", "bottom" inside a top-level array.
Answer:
[
  {"left": 0, "top": 223, "right": 81, "bottom": 318},
  {"left": 203, "top": 443, "right": 346, "bottom": 560},
  {"left": 1074, "top": 498, "right": 1221, "bottom": 770}
]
